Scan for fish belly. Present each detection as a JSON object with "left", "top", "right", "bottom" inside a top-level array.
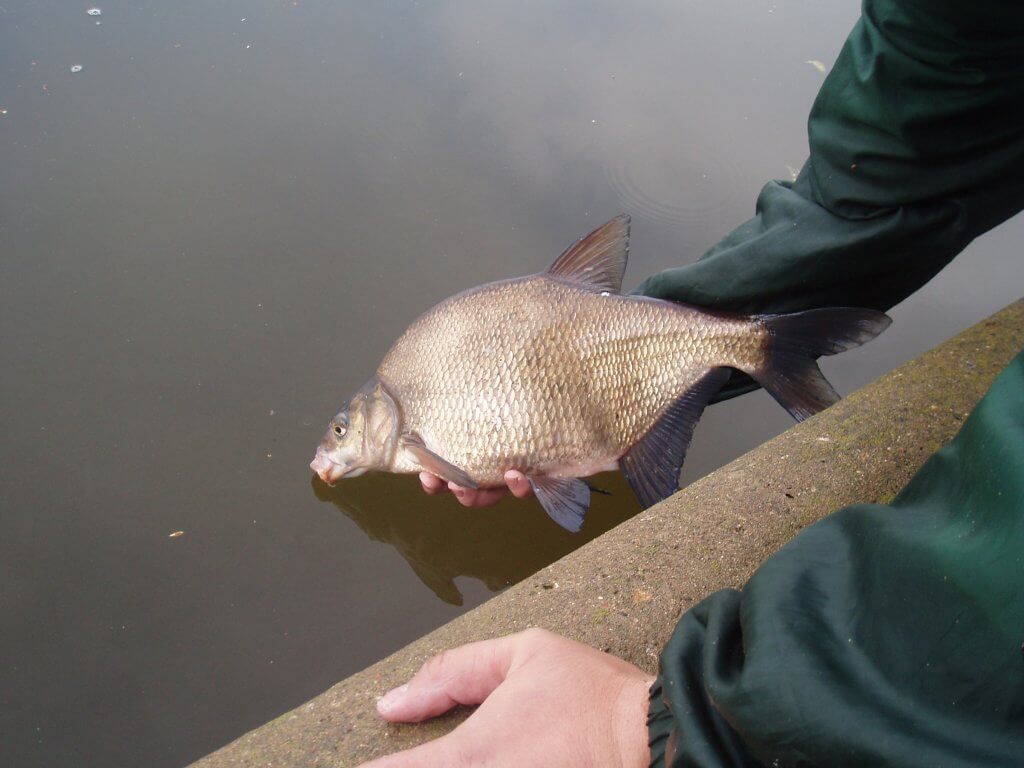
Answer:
[{"left": 378, "top": 276, "right": 764, "bottom": 485}]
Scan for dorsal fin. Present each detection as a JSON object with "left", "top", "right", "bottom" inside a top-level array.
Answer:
[{"left": 545, "top": 214, "right": 629, "bottom": 293}]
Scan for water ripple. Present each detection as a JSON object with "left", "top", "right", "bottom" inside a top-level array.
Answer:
[{"left": 605, "top": 138, "right": 741, "bottom": 225}]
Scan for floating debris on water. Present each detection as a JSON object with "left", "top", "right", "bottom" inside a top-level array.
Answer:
[
  {"left": 87, "top": 7, "right": 102, "bottom": 16},
  {"left": 805, "top": 59, "right": 827, "bottom": 73},
  {"left": 70, "top": 64, "right": 83, "bottom": 73},
  {"left": 168, "top": 530, "right": 184, "bottom": 538}
]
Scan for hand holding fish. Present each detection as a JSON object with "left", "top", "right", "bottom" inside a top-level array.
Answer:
[
  {"left": 312, "top": 215, "right": 890, "bottom": 531},
  {"left": 418, "top": 469, "right": 532, "bottom": 507},
  {"left": 359, "top": 628, "right": 653, "bottom": 768}
]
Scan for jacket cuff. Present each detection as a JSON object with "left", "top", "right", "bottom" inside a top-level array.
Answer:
[
  {"left": 647, "top": 676, "right": 677, "bottom": 768},
  {"left": 647, "top": 590, "right": 765, "bottom": 768}
]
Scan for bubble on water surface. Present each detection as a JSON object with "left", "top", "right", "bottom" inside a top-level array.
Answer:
[
  {"left": 87, "top": 7, "right": 102, "bottom": 16},
  {"left": 70, "top": 64, "right": 83, "bottom": 73}
]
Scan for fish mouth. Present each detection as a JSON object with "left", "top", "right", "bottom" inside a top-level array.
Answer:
[{"left": 310, "top": 449, "right": 356, "bottom": 486}]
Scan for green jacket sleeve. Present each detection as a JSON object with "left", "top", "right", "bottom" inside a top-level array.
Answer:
[
  {"left": 638, "top": 0, "right": 1024, "bottom": 402},
  {"left": 637, "top": 0, "right": 1024, "bottom": 318},
  {"left": 649, "top": 348, "right": 1024, "bottom": 768}
]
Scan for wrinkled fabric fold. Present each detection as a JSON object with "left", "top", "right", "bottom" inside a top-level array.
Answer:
[
  {"left": 635, "top": 0, "right": 1024, "bottom": 403},
  {"left": 637, "top": 0, "right": 1024, "bottom": 317},
  {"left": 650, "top": 351, "right": 1024, "bottom": 767}
]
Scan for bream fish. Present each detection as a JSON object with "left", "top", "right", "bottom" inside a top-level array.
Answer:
[{"left": 311, "top": 215, "right": 890, "bottom": 532}]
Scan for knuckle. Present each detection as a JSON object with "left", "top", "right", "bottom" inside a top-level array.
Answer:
[
  {"left": 519, "top": 626, "right": 553, "bottom": 645},
  {"left": 421, "top": 648, "right": 456, "bottom": 679},
  {"left": 424, "top": 650, "right": 447, "bottom": 673}
]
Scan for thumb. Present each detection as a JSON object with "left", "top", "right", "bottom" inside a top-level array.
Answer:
[{"left": 376, "top": 634, "right": 522, "bottom": 723}]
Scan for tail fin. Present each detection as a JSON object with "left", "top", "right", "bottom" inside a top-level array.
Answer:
[{"left": 751, "top": 308, "right": 891, "bottom": 421}]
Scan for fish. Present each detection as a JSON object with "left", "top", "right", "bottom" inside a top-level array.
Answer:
[{"left": 310, "top": 215, "right": 890, "bottom": 532}]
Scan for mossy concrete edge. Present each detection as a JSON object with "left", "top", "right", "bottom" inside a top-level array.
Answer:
[{"left": 193, "top": 299, "right": 1024, "bottom": 768}]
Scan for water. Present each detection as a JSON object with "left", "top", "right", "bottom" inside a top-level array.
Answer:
[{"left": 1, "top": 1, "right": 1020, "bottom": 765}]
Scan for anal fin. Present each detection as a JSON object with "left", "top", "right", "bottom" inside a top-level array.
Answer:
[
  {"left": 401, "top": 432, "right": 478, "bottom": 489},
  {"left": 621, "top": 368, "right": 729, "bottom": 508},
  {"left": 528, "top": 475, "right": 591, "bottom": 533}
]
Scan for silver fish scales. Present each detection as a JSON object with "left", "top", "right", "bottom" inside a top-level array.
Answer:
[
  {"left": 311, "top": 216, "right": 890, "bottom": 531},
  {"left": 377, "top": 278, "right": 758, "bottom": 484}
]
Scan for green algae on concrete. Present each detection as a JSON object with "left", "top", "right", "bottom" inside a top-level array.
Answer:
[{"left": 192, "top": 300, "right": 1024, "bottom": 768}]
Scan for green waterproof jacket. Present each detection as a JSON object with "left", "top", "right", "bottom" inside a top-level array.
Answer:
[{"left": 640, "top": 1, "right": 1024, "bottom": 765}]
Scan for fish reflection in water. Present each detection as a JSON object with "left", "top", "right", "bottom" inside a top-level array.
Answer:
[{"left": 311, "top": 473, "right": 638, "bottom": 605}]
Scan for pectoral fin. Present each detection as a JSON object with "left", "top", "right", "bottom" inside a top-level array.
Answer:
[
  {"left": 401, "top": 432, "right": 478, "bottom": 489},
  {"left": 528, "top": 475, "right": 591, "bottom": 533},
  {"left": 621, "top": 368, "right": 730, "bottom": 508}
]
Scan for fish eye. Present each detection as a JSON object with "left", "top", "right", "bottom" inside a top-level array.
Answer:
[{"left": 333, "top": 423, "right": 347, "bottom": 437}]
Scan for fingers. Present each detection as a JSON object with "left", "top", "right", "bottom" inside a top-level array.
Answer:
[
  {"left": 419, "top": 472, "right": 447, "bottom": 495},
  {"left": 446, "top": 482, "right": 508, "bottom": 507},
  {"left": 504, "top": 470, "right": 534, "bottom": 499},
  {"left": 376, "top": 634, "right": 522, "bottom": 723},
  {"left": 419, "top": 471, "right": 533, "bottom": 507}
]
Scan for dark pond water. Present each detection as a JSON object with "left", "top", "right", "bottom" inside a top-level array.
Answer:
[{"left": 2, "top": 1, "right": 1021, "bottom": 765}]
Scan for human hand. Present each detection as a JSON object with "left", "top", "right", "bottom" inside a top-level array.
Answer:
[
  {"left": 360, "top": 628, "right": 654, "bottom": 768},
  {"left": 419, "top": 469, "right": 534, "bottom": 507}
]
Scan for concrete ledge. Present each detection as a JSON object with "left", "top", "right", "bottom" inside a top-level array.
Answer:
[{"left": 194, "top": 300, "right": 1024, "bottom": 768}]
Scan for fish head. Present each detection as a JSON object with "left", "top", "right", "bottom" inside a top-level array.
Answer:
[{"left": 310, "top": 377, "right": 401, "bottom": 485}]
